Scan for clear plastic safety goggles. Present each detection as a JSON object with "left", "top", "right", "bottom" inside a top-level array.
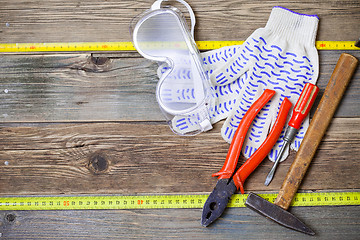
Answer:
[{"left": 131, "top": 0, "right": 214, "bottom": 135}]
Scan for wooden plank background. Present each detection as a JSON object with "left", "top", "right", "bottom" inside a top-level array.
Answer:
[
  {"left": 0, "top": 118, "right": 359, "bottom": 195},
  {"left": 0, "top": 0, "right": 359, "bottom": 239},
  {"left": 0, "top": 0, "right": 359, "bottom": 43},
  {"left": 0, "top": 51, "right": 359, "bottom": 122}
]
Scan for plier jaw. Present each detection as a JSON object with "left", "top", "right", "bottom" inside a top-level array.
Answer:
[
  {"left": 201, "top": 178, "right": 237, "bottom": 227},
  {"left": 201, "top": 89, "right": 293, "bottom": 226}
]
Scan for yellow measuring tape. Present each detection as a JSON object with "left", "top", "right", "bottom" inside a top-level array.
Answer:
[
  {"left": 0, "top": 192, "right": 358, "bottom": 210},
  {"left": 0, "top": 41, "right": 358, "bottom": 53}
]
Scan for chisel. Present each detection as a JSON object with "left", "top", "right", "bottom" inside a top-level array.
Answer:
[{"left": 265, "top": 83, "right": 319, "bottom": 186}]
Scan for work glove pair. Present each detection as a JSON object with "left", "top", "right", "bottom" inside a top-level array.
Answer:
[{"left": 158, "top": 7, "right": 319, "bottom": 162}]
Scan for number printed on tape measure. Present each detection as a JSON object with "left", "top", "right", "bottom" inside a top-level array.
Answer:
[
  {"left": 0, "top": 192, "right": 359, "bottom": 211},
  {"left": 0, "top": 41, "right": 358, "bottom": 53},
  {"left": 0, "top": 195, "right": 208, "bottom": 210},
  {"left": 290, "top": 192, "right": 360, "bottom": 206}
]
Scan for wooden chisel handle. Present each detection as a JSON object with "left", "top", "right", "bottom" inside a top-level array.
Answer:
[{"left": 274, "top": 53, "right": 359, "bottom": 210}]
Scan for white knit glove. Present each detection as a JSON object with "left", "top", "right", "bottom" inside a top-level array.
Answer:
[
  {"left": 158, "top": 7, "right": 319, "bottom": 162},
  {"left": 211, "top": 7, "right": 319, "bottom": 161}
]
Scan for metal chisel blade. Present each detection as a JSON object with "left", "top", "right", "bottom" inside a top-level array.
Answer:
[{"left": 245, "top": 193, "right": 315, "bottom": 235}]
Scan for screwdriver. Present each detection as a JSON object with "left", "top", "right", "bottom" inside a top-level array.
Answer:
[{"left": 265, "top": 83, "right": 319, "bottom": 186}]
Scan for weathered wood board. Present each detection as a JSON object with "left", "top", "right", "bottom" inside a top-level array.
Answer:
[
  {"left": 0, "top": 0, "right": 359, "bottom": 43},
  {"left": 0, "top": 0, "right": 359, "bottom": 239},
  {"left": 0, "top": 118, "right": 359, "bottom": 195},
  {"left": 1, "top": 206, "right": 359, "bottom": 239},
  {"left": 0, "top": 51, "right": 359, "bottom": 122}
]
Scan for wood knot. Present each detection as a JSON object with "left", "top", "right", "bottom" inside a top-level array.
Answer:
[
  {"left": 90, "top": 56, "right": 109, "bottom": 66},
  {"left": 88, "top": 153, "right": 109, "bottom": 174},
  {"left": 5, "top": 213, "right": 16, "bottom": 223},
  {"left": 76, "top": 56, "right": 112, "bottom": 73}
]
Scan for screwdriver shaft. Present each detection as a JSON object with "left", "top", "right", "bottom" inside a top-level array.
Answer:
[
  {"left": 265, "top": 141, "right": 289, "bottom": 186},
  {"left": 265, "top": 126, "right": 298, "bottom": 186},
  {"left": 264, "top": 83, "right": 319, "bottom": 186}
]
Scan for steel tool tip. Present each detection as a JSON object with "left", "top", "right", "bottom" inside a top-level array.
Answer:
[
  {"left": 264, "top": 173, "right": 273, "bottom": 186},
  {"left": 201, "top": 179, "right": 237, "bottom": 227},
  {"left": 245, "top": 192, "right": 315, "bottom": 236}
]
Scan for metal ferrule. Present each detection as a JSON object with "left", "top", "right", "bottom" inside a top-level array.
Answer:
[{"left": 284, "top": 126, "right": 298, "bottom": 142}]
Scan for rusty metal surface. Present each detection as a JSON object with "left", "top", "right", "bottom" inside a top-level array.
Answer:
[{"left": 245, "top": 192, "right": 315, "bottom": 235}]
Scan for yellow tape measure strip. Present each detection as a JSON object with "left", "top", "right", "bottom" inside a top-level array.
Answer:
[
  {"left": 0, "top": 41, "right": 358, "bottom": 53},
  {"left": 0, "top": 192, "right": 358, "bottom": 210}
]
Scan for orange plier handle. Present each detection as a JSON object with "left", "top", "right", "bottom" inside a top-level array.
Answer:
[{"left": 212, "top": 89, "right": 292, "bottom": 193}]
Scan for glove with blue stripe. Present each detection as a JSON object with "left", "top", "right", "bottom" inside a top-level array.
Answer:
[
  {"left": 158, "top": 7, "right": 319, "bottom": 162},
  {"left": 210, "top": 7, "right": 319, "bottom": 161}
]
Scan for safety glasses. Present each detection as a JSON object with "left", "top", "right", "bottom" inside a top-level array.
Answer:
[{"left": 131, "top": 0, "right": 214, "bottom": 135}]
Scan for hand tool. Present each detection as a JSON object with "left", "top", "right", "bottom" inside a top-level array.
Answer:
[
  {"left": 265, "top": 83, "right": 319, "bottom": 186},
  {"left": 245, "top": 53, "right": 359, "bottom": 235},
  {"left": 201, "top": 89, "right": 292, "bottom": 227}
]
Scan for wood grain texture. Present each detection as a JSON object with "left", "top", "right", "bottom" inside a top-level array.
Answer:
[
  {"left": 0, "top": 51, "right": 359, "bottom": 122},
  {"left": 0, "top": 0, "right": 359, "bottom": 43},
  {"left": 0, "top": 0, "right": 359, "bottom": 238},
  {"left": 1, "top": 206, "right": 359, "bottom": 239},
  {"left": 0, "top": 53, "right": 161, "bottom": 122},
  {"left": 0, "top": 118, "right": 359, "bottom": 195}
]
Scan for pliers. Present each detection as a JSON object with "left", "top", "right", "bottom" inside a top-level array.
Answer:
[{"left": 201, "top": 89, "right": 292, "bottom": 226}]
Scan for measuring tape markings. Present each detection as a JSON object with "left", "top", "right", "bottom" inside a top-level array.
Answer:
[
  {"left": 0, "top": 41, "right": 358, "bottom": 52},
  {"left": 0, "top": 192, "right": 359, "bottom": 211}
]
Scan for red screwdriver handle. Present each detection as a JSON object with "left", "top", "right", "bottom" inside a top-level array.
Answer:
[{"left": 288, "top": 83, "right": 319, "bottom": 130}]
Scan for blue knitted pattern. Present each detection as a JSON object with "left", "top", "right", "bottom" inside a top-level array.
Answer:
[{"left": 158, "top": 36, "right": 315, "bottom": 160}]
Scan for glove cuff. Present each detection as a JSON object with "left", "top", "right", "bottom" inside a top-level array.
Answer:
[{"left": 265, "top": 6, "right": 319, "bottom": 46}]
